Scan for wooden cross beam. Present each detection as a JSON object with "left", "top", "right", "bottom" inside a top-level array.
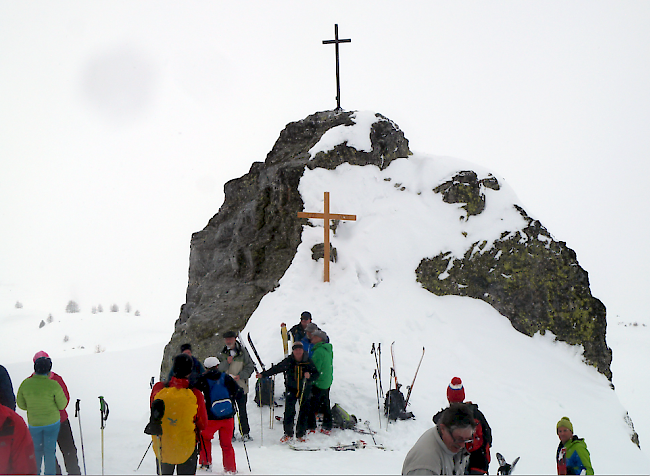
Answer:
[
  {"left": 297, "top": 191, "right": 356, "bottom": 282},
  {"left": 322, "top": 24, "right": 351, "bottom": 111}
]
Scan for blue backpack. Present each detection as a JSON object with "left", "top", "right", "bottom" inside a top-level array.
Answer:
[{"left": 208, "top": 373, "right": 234, "bottom": 419}]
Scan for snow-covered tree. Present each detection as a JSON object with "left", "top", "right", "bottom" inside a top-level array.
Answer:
[
  {"left": 110, "top": 304, "right": 119, "bottom": 312},
  {"left": 65, "top": 300, "right": 80, "bottom": 313}
]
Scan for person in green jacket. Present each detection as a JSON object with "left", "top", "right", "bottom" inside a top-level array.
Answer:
[
  {"left": 556, "top": 416, "right": 594, "bottom": 475},
  {"left": 306, "top": 329, "right": 334, "bottom": 435},
  {"left": 16, "top": 357, "right": 67, "bottom": 475}
]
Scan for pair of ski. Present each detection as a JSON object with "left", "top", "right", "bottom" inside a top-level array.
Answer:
[
  {"left": 289, "top": 439, "right": 386, "bottom": 452},
  {"left": 374, "top": 342, "right": 425, "bottom": 423}
]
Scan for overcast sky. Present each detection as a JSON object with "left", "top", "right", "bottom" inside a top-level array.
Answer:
[{"left": 1, "top": 1, "right": 649, "bottom": 329}]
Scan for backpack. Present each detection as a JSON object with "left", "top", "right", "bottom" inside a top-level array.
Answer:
[
  {"left": 384, "top": 388, "right": 414, "bottom": 421},
  {"left": 207, "top": 373, "right": 234, "bottom": 419},
  {"left": 254, "top": 377, "right": 275, "bottom": 406},
  {"left": 331, "top": 403, "right": 357, "bottom": 430},
  {"left": 152, "top": 386, "right": 199, "bottom": 464}
]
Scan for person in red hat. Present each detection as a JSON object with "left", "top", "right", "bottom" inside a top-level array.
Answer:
[
  {"left": 31, "top": 351, "right": 81, "bottom": 475},
  {"left": 433, "top": 377, "right": 493, "bottom": 475}
]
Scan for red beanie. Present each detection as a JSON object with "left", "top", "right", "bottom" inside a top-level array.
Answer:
[
  {"left": 33, "top": 350, "right": 50, "bottom": 362},
  {"left": 447, "top": 377, "right": 465, "bottom": 403}
]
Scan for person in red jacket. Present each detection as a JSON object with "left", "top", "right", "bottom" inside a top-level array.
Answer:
[
  {"left": 149, "top": 354, "right": 208, "bottom": 475},
  {"left": 0, "top": 402, "right": 37, "bottom": 475},
  {"left": 32, "top": 351, "right": 81, "bottom": 475}
]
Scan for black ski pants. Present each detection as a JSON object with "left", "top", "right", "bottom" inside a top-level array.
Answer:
[
  {"left": 156, "top": 446, "right": 198, "bottom": 475},
  {"left": 55, "top": 419, "right": 81, "bottom": 475},
  {"left": 234, "top": 393, "right": 250, "bottom": 436},
  {"left": 283, "top": 388, "right": 310, "bottom": 438},
  {"left": 307, "top": 386, "right": 332, "bottom": 431}
]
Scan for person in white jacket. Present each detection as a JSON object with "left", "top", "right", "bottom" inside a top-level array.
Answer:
[{"left": 402, "top": 403, "right": 476, "bottom": 475}]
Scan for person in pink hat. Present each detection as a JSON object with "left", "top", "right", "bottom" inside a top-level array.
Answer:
[
  {"left": 32, "top": 352, "right": 80, "bottom": 475},
  {"left": 433, "top": 377, "right": 493, "bottom": 475}
]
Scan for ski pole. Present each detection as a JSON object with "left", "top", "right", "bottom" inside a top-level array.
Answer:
[
  {"left": 373, "top": 369, "right": 382, "bottom": 429},
  {"left": 74, "top": 399, "right": 87, "bottom": 475},
  {"left": 377, "top": 343, "right": 383, "bottom": 395},
  {"left": 98, "top": 396, "right": 109, "bottom": 475},
  {"left": 235, "top": 402, "right": 251, "bottom": 472},
  {"left": 135, "top": 441, "right": 152, "bottom": 472}
]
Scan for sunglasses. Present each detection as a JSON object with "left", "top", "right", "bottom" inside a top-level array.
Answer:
[{"left": 449, "top": 430, "right": 474, "bottom": 445}]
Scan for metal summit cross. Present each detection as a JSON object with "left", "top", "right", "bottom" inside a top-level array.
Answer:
[
  {"left": 298, "top": 192, "right": 356, "bottom": 282},
  {"left": 322, "top": 24, "right": 351, "bottom": 111}
]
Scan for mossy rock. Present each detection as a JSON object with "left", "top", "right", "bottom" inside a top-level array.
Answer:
[{"left": 416, "top": 205, "right": 612, "bottom": 380}]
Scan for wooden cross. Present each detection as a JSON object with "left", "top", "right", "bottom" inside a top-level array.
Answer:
[
  {"left": 298, "top": 191, "right": 356, "bottom": 282},
  {"left": 322, "top": 24, "right": 351, "bottom": 111}
]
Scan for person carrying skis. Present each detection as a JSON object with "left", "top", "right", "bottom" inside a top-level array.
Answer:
[
  {"left": 433, "top": 377, "right": 492, "bottom": 475},
  {"left": 150, "top": 353, "right": 208, "bottom": 475},
  {"left": 217, "top": 331, "right": 255, "bottom": 442},
  {"left": 256, "top": 341, "right": 320, "bottom": 442},
  {"left": 556, "top": 417, "right": 594, "bottom": 475},
  {"left": 0, "top": 402, "right": 37, "bottom": 475},
  {"left": 194, "top": 357, "right": 243, "bottom": 473},
  {"left": 402, "top": 403, "right": 475, "bottom": 475},
  {"left": 31, "top": 351, "right": 81, "bottom": 475},
  {"left": 166, "top": 344, "right": 204, "bottom": 387},
  {"left": 306, "top": 329, "right": 334, "bottom": 435},
  {"left": 16, "top": 356, "right": 67, "bottom": 475}
]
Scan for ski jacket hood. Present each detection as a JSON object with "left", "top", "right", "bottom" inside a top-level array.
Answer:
[
  {"left": 311, "top": 342, "right": 333, "bottom": 390},
  {"left": 0, "top": 404, "right": 37, "bottom": 475}
]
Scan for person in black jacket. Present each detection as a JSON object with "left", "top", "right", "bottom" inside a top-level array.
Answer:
[
  {"left": 194, "top": 357, "right": 243, "bottom": 473},
  {"left": 256, "top": 342, "right": 319, "bottom": 442},
  {"left": 167, "top": 344, "right": 205, "bottom": 387},
  {"left": 433, "top": 377, "right": 492, "bottom": 475},
  {"left": 288, "top": 311, "right": 312, "bottom": 344},
  {"left": 0, "top": 365, "right": 15, "bottom": 411}
]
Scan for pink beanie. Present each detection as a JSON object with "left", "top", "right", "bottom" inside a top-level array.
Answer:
[
  {"left": 33, "top": 350, "right": 50, "bottom": 362},
  {"left": 447, "top": 377, "right": 465, "bottom": 403}
]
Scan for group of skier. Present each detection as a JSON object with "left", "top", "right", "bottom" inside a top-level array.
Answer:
[
  {"left": 148, "top": 331, "right": 256, "bottom": 475},
  {"left": 0, "top": 311, "right": 594, "bottom": 476},
  {"left": 257, "top": 311, "right": 334, "bottom": 442},
  {"left": 145, "top": 311, "right": 334, "bottom": 474}
]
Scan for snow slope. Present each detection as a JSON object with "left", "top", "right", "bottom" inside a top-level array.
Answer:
[{"left": 1, "top": 114, "right": 648, "bottom": 474}]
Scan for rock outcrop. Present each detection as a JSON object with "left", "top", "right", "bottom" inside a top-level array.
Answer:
[
  {"left": 161, "top": 111, "right": 612, "bottom": 383},
  {"left": 417, "top": 171, "right": 612, "bottom": 379},
  {"left": 160, "top": 111, "right": 410, "bottom": 377}
]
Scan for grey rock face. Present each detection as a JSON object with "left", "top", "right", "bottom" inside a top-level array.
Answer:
[{"left": 160, "top": 111, "right": 411, "bottom": 377}]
